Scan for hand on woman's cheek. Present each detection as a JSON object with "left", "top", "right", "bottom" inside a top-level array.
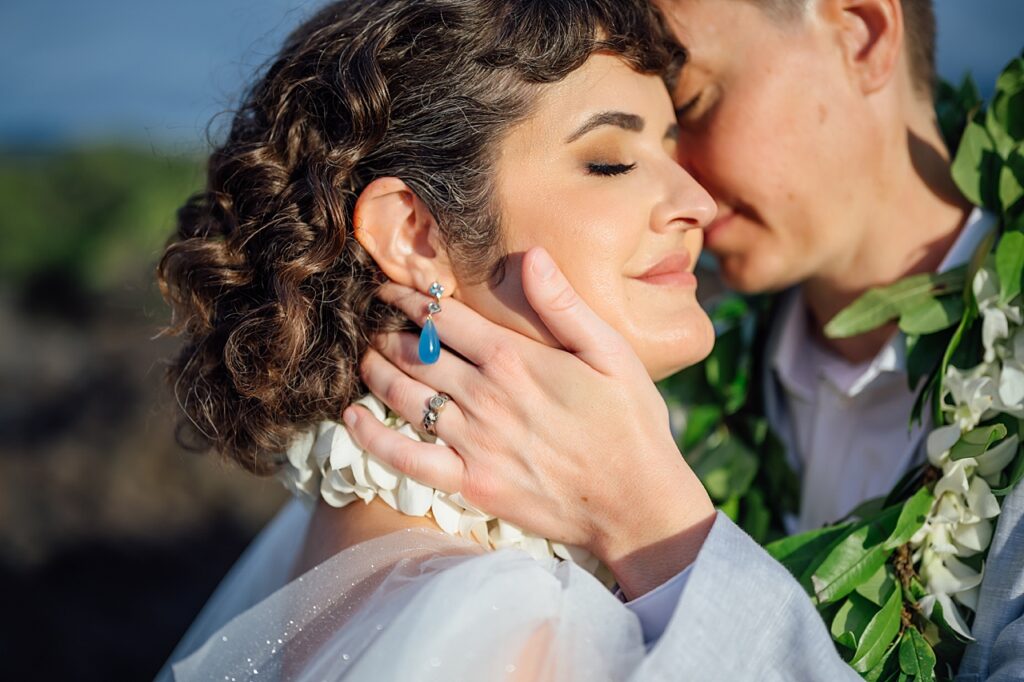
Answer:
[{"left": 455, "top": 251, "right": 562, "bottom": 350}]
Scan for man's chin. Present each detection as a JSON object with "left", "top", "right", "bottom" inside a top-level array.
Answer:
[{"left": 717, "top": 257, "right": 794, "bottom": 295}]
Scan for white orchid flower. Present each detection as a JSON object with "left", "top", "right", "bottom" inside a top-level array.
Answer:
[
  {"left": 943, "top": 365, "right": 997, "bottom": 431},
  {"left": 973, "top": 265, "right": 1023, "bottom": 363}
]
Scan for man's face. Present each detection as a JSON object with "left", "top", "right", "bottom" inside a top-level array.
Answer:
[{"left": 659, "top": 0, "right": 880, "bottom": 293}]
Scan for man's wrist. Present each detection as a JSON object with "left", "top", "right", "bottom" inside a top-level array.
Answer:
[{"left": 594, "top": 460, "right": 717, "bottom": 600}]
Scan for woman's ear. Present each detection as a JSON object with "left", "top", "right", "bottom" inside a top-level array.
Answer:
[
  {"left": 821, "top": 0, "right": 903, "bottom": 95},
  {"left": 353, "top": 177, "right": 455, "bottom": 296}
]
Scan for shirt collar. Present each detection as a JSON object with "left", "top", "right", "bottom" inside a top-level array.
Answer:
[{"left": 770, "top": 208, "right": 995, "bottom": 400}]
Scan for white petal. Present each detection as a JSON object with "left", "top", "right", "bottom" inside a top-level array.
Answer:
[
  {"left": 936, "top": 461, "right": 971, "bottom": 498},
  {"left": 462, "top": 518, "right": 490, "bottom": 547},
  {"left": 286, "top": 429, "right": 316, "bottom": 470},
  {"left": 519, "top": 535, "right": 554, "bottom": 561},
  {"left": 976, "top": 434, "right": 1020, "bottom": 478},
  {"left": 397, "top": 476, "right": 433, "bottom": 516},
  {"left": 952, "top": 518, "right": 993, "bottom": 553},
  {"left": 982, "top": 310, "right": 1010, "bottom": 363},
  {"left": 448, "top": 492, "right": 490, "bottom": 518},
  {"left": 999, "top": 362, "right": 1024, "bottom": 408},
  {"left": 329, "top": 422, "right": 361, "bottom": 470},
  {"left": 551, "top": 542, "right": 593, "bottom": 565},
  {"left": 396, "top": 422, "right": 423, "bottom": 443},
  {"left": 320, "top": 474, "right": 357, "bottom": 508},
  {"left": 377, "top": 486, "right": 398, "bottom": 510},
  {"left": 350, "top": 454, "right": 372, "bottom": 489},
  {"left": 431, "top": 492, "right": 463, "bottom": 535},
  {"left": 493, "top": 520, "right": 524, "bottom": 544},
  {"left": 927, "top": 425, "right": 962, "bottom": 465},
  {"left": 936, "top": 592, "right": 974, "bottom": 640},
  {"left": 355, "top": 394, "right": 388, "bottom": 421},
  {"left": 918, "top": 594, "right": 937, "bottom": 618},
  {"left": 311, "top": 424, "right": 335, "bottom": 469},
  {"left": 955, "top": 584, "right": 980, "bottom": 612},
  {"left": 972, "top": 266, "right": 998, "bottom": 306},
  {"left": 965, "top": 476, "right": 1001, "bottom": 519},
  {"left": 934, "top": 494, "right": 965, "bottom": 523},
  {"left": 366, "top": 456, "right": 401, "bottom": 490}
]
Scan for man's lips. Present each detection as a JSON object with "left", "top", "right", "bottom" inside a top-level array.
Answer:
[
  {"left": 634, "top": 252, "right": 697, "bottom": 286},
  {"left": 705, "top": 211, "right": 735, "bottom": 244}
]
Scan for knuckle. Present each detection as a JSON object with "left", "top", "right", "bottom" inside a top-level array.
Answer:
[
  {"left": 383, "top": 378, "right": 411, "bottom": 412},
  {"left": 547, "top": 283, "right": 580, "bottom": 314}
]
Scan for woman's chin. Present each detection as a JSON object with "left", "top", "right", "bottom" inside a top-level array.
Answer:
[{"left": 638, "top": 313, "right": 715, "bottom": 381}]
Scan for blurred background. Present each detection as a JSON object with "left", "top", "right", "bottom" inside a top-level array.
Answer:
[{"left": 0, "top": 0, "right": 1021, "bottom": 678}]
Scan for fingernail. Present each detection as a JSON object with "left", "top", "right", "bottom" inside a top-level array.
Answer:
[
  {"left": 531, "top": 249, "right": 556, "bottom": 281},
  {"left": 343, "top": 407, "right": 359, "bottom": 428}
]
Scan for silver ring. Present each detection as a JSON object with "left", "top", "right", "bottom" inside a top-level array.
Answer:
[{"left": 422, "top": 393, "right": 451, "bottom": 434}]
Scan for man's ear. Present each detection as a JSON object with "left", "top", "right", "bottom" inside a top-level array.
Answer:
[
  {"left": 353, "top": 177, "right": 455, "bottom": 296},
  {"left": 820, "top": 0, "right": 903, "bottom": 94}
]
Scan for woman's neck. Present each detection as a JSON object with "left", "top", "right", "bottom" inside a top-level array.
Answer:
[{"left": 293, "top": 498, "right": 443, "bottom": 579}]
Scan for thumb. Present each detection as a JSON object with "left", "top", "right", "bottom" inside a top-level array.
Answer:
[{"left": 521, "top": 247, "right": 635, "bottom": 375}]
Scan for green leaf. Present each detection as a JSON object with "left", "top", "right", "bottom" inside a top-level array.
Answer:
[
  {"left": 950, "top": 423, "right": 1009, "bottom": 461},
  {"left": 825, "top": 268, "right": 966, "bottom": 339},
  {"left": 851, "top": 582, "right": 903, "bottom": 673},
  {"left": 992, "top": 56, "right": 1024, "bottom": 140},
  {"left": 906, "top": 329, "right": 953, "bottom": 392},
  {"left": 863, "top": 641, "right": 902, "bottom": 682},
  {"left": 832, "top": 593, "right": 878, "bottom": 650},
  {"left": 856, "top": 563, "right": 898, "bottom": 607},
  {"left": 1002, "top": 149, "right": 1024, "bottom": 219},
  {"left": 992, "top": 442, "right": 1024, "bottom": 495},
  {"left": 996, "top": 230, "right": 1024, "bottom": 304},
  {"left": 767, "top": 523, "right": 853, "bottom": 580},
  {"left": 680, "top": 404, "right": 722, "bottom": 451},
  {"left": 811, "top": 506, "right": 900, "bottom": 604},
  {"left": 898, "top": 627, "right": 937, "bottom": 679},
  {"left": 883, "top": 487, "right": 935, "bottom": 550},
  {"left": 897, "top": 296, "right": 964, "bottom": 335},
  {"left": 950, "top": 118, "right": 999, "bottom": 206},
  {"left": 1000, "top": 151, "right": 1024, "bottom": 215},
  {"left": 691, "top": 436, "right": 758, "bottom": 501}
]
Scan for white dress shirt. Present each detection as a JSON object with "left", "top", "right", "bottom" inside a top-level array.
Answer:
[
  {"left": 765, "top": 207, "right": 995, "bottom": 533},
  {"left": 625, "top": 208, "right": 994, "bottom": 643}
]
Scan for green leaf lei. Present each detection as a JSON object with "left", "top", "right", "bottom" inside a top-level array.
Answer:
[{"left": 660, "top": 52, "right": 1024, "bottom": 681}]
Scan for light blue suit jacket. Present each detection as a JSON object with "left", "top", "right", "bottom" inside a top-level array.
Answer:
[{"left": 636, "top": 484, "right": 1024, "bottom": 680}]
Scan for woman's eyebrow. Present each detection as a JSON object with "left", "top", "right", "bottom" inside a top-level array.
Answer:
[
  {"left": 565, "top": 111, "right": 644, "bottom": 143},
  {"left": 665, "top": 123, "right": 680, "bottom": 141}
]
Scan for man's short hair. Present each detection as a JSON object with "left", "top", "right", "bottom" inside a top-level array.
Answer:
[{"left": 753, "top": 0, "right": 936, "bottom": 93}]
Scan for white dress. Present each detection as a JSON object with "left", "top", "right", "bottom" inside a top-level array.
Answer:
[{"left": 155, "top": 499, "right": 649, "bottom": 681}]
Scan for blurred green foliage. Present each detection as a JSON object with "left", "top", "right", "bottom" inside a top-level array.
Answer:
[{"left": 0, "top": 146, "right": 204, "bottom": 293}]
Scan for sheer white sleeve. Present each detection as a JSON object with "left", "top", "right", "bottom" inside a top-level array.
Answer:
[{"left": 161, "top": 515, "right": 646, "bottom": 681}]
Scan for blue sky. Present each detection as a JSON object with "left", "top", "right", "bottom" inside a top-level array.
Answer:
[{"left": 1, "top": 0, "right": 1021, "bottom": 149}]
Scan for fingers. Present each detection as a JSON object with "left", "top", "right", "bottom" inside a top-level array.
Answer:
[
  {"left": 371, "top": 330, "right": 476, "bottom": 399},
  {"left": 343, "top": 404, "right": 465, "bottom": 493},
  {"left": 521, "top": 247, "right": 635, "bottom": 375},
  {"left": 377, "top": 282, "right": 506, "bottom": 366},
  {"left": 361, "top": 347, "right": 468, "bottom": 442}
]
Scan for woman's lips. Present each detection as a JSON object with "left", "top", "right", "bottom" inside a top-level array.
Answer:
[{"left": 634, "top": 252, "right": 697, "bottom": 287}]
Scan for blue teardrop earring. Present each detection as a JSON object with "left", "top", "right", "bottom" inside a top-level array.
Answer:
[{"left": 418, "top": 281, "right": 444, "bottom": 364}]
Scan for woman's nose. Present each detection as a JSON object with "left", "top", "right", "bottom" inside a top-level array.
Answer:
[{"left": 651, "top": 167, "right": 717, "bottom": 233}]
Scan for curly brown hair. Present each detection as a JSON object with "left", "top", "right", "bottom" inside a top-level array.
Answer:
[{"left": 157, "top": 0, "right": 686, "bottom": 475}]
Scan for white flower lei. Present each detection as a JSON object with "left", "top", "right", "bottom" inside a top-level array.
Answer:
[
  {"left": 275, "top": 394, "right": 611, "bottom": 585},
  {"left": 910, "top": 258, "right": 1024, "bottom": 640}
]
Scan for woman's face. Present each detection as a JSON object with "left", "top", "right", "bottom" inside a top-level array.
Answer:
[{"left": 455, "top": 54, "right": 717, "bottom": 380}]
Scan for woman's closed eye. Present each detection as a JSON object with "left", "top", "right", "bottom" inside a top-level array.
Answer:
[{"left": 586, "top": 162, "right": 637, "bottom": 177}]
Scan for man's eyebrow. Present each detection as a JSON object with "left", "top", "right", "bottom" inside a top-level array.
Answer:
[{"left": 565, "top": 111, "right": 645, "bottom": 143}]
